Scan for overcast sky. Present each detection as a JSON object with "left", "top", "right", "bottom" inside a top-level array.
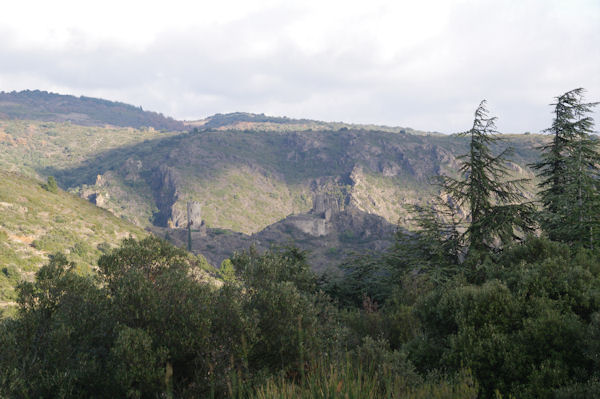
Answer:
[{"left": 1, "top": 0, "right": 598, "bottom": 133}]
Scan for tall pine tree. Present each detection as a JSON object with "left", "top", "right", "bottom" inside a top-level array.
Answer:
[
  {"left": 440, "top": 100, "right": 534, "bottom": 254},
  {"left": 532, "top": 88, "right": 600, "bottom": 248}
]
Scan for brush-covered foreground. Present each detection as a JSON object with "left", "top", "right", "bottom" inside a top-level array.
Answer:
[{"left": 0, "top": 236, "right": 598, "bottom": 398}]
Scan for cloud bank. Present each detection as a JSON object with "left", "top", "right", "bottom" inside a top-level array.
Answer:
[{"left": 1, "top": 0, "right": 598, "bottom": 133}]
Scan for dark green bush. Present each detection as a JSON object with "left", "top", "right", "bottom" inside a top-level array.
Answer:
[{"left": 409, "top": 237, "right": 600, "bottom": 398}]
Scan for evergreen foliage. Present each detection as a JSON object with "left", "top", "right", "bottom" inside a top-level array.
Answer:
[
  {"left": 532, "top": 88, "right": 600, "bottom": 248},
  {"left": 439, "top": 100, "right": 535, "bottom": 254},
  {"left": 398, "top": 199, "right": 463, "bottom": 281}
]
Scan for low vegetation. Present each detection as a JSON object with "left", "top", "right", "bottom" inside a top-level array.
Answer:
[{"left": 0, "top": 170, "right": 147, "bottom": 310}]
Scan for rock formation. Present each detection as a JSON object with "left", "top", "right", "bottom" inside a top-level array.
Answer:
[
  {"left": 151, "top": 165, "right": 179, "bottom": 227},
  {"left": 187, "top": 201, "right": 206, "bottom": 236}
]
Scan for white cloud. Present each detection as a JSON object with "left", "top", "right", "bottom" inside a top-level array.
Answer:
[{"left": 1, "top": 0, "right": 598, "bottom": 133}]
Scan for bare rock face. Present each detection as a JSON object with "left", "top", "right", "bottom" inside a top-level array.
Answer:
[
  {"left": 187, "top": 201, "right": 203, "bottom": 227},
  {"left": 151, "top": 165, "right": 180, "bottom": 227},
  {"left": 311, "top": 192, "right": 340, "bottom": 217}
]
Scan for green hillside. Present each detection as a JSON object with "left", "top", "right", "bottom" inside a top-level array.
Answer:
[
  {"left": 0, "top": 170, "right": 146, "bottom": 311},
  {"left": 46, "top": 128, "right": 543, "bottom": 233},
  {"left": 0, "top": 93, "right": 547, "bottom": 271},
  {"left": 0, "top": 119, "right": 181, "bottom": 225},
  {"left": 0, "top": 114, "right": 544, "bottom": 235},
  {"left": 0, "top": 90, "right": 184, "bottom": 130}
]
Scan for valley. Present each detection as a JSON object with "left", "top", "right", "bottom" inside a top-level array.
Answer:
[
  {"left": 1, "top": 90, "right": 598, "bottom": 399},
  {"left": 0, "top": 91, "right": 545, "bottom": 274}
]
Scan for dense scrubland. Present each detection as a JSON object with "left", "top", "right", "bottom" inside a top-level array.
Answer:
[{"left": 0, "top": 89, "right": 599, "bottom": 398}]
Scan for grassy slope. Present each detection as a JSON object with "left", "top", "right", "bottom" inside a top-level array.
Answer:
[
  {"left": 0, "top": 170, "right": 146, "bottom": 308},
  {"left": 0, "top": 119, "right": 181, "bottom": 225},
  {"left": 0, "top": 119, "right": 179, "bottom": 178}
]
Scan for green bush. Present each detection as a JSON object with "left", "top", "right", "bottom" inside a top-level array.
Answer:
[
  {"left": 109, "top": 326, "right": 168, "bottom": 399},
  {"left": 2, "top": 234, "right": 597, "bottom": 398},
  {"left": 41, "top": 176, "right": 58, "bottom": 193},
  {"left": 71, "top": 240, "right": 94, "bottom": 258},
  {"left": 409, "top": 237, "right": 600, "bottom": 398}
]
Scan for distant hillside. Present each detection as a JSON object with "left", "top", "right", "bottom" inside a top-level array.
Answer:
[
  {"left": 37, "top": 127, "right": 543, "bottom": 235},
  {"left": 0, "top": 170, "right": 147, "bottom": 313},
  {"left": 0, "top": 92, "right": 549, "bottom": 272},
  {"left": 0, "top": 97, "right": 545, "bottom": 236},
  {"left": 187, "top": 112, "right": 433, "bottom": 135},
  {"left": 0, "top": 90, "right": 184, "bottom": 130}
]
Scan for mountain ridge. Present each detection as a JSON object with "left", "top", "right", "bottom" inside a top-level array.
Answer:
[{"left": 0, "top": 90, "right": 184, "bottom": 131}]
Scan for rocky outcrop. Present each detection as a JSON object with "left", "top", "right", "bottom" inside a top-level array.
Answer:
[
  {"left": 151, "top": 165, "right": 180, "bottom": 227},
  {"left": 311, "top": 192, "right": 341, "bottom": 217},
  {"left": 187, "top": 201, "right": 207, "bottom": 236}
]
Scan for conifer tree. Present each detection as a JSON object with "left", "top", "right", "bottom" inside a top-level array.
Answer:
[
  {"left": 532, "top": 88, "right": 599, "bottom": 248},
  {"left": 440, "top": 100, "right": 534, "bottom": 254},
  {"left": 396, "top": 198, "right": 464, "bottom": 281}
]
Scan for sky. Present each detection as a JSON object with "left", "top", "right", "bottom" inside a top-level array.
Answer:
[{"left": 1, "top": 0, "right": 598, "bottom": 133}]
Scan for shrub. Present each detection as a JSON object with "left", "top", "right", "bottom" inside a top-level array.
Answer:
[{"left": 41, "top": 176, "right": 58, "bottom": 193}]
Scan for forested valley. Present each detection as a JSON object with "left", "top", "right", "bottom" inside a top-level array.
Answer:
[{"left": 1, "top": 89, "right": 599, "bottom": 399}]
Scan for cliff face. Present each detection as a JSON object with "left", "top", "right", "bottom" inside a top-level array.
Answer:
[{"left": 151, "top": 165, "right": 180, "bottom": 227}]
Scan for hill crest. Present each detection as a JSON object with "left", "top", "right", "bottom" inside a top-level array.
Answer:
[{"left": 0, "top": 90, "right": 184, "bottom": 131}]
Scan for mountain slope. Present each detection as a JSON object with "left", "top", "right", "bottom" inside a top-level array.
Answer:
[
  {"left": 0, "top": 113, "right": 544, "bottom": 234},
  {"left": 0, "top": 90, "right": 184, "bottom": 130},
  {"left": 0, "top": 170, "right": 147, "bottom": 310},
  {"left": 46, "top": 128, "right": 543, "bottom": 234},
  {"left": 0, "top": 92, "right": 548, "bottom": 272},
  {"left": 0, "top": 118, "right": 181, "bottom": 226}
]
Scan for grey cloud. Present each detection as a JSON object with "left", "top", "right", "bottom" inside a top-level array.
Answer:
[{"left": 0, "top": 1, "right": 598, "bottom": 133}]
